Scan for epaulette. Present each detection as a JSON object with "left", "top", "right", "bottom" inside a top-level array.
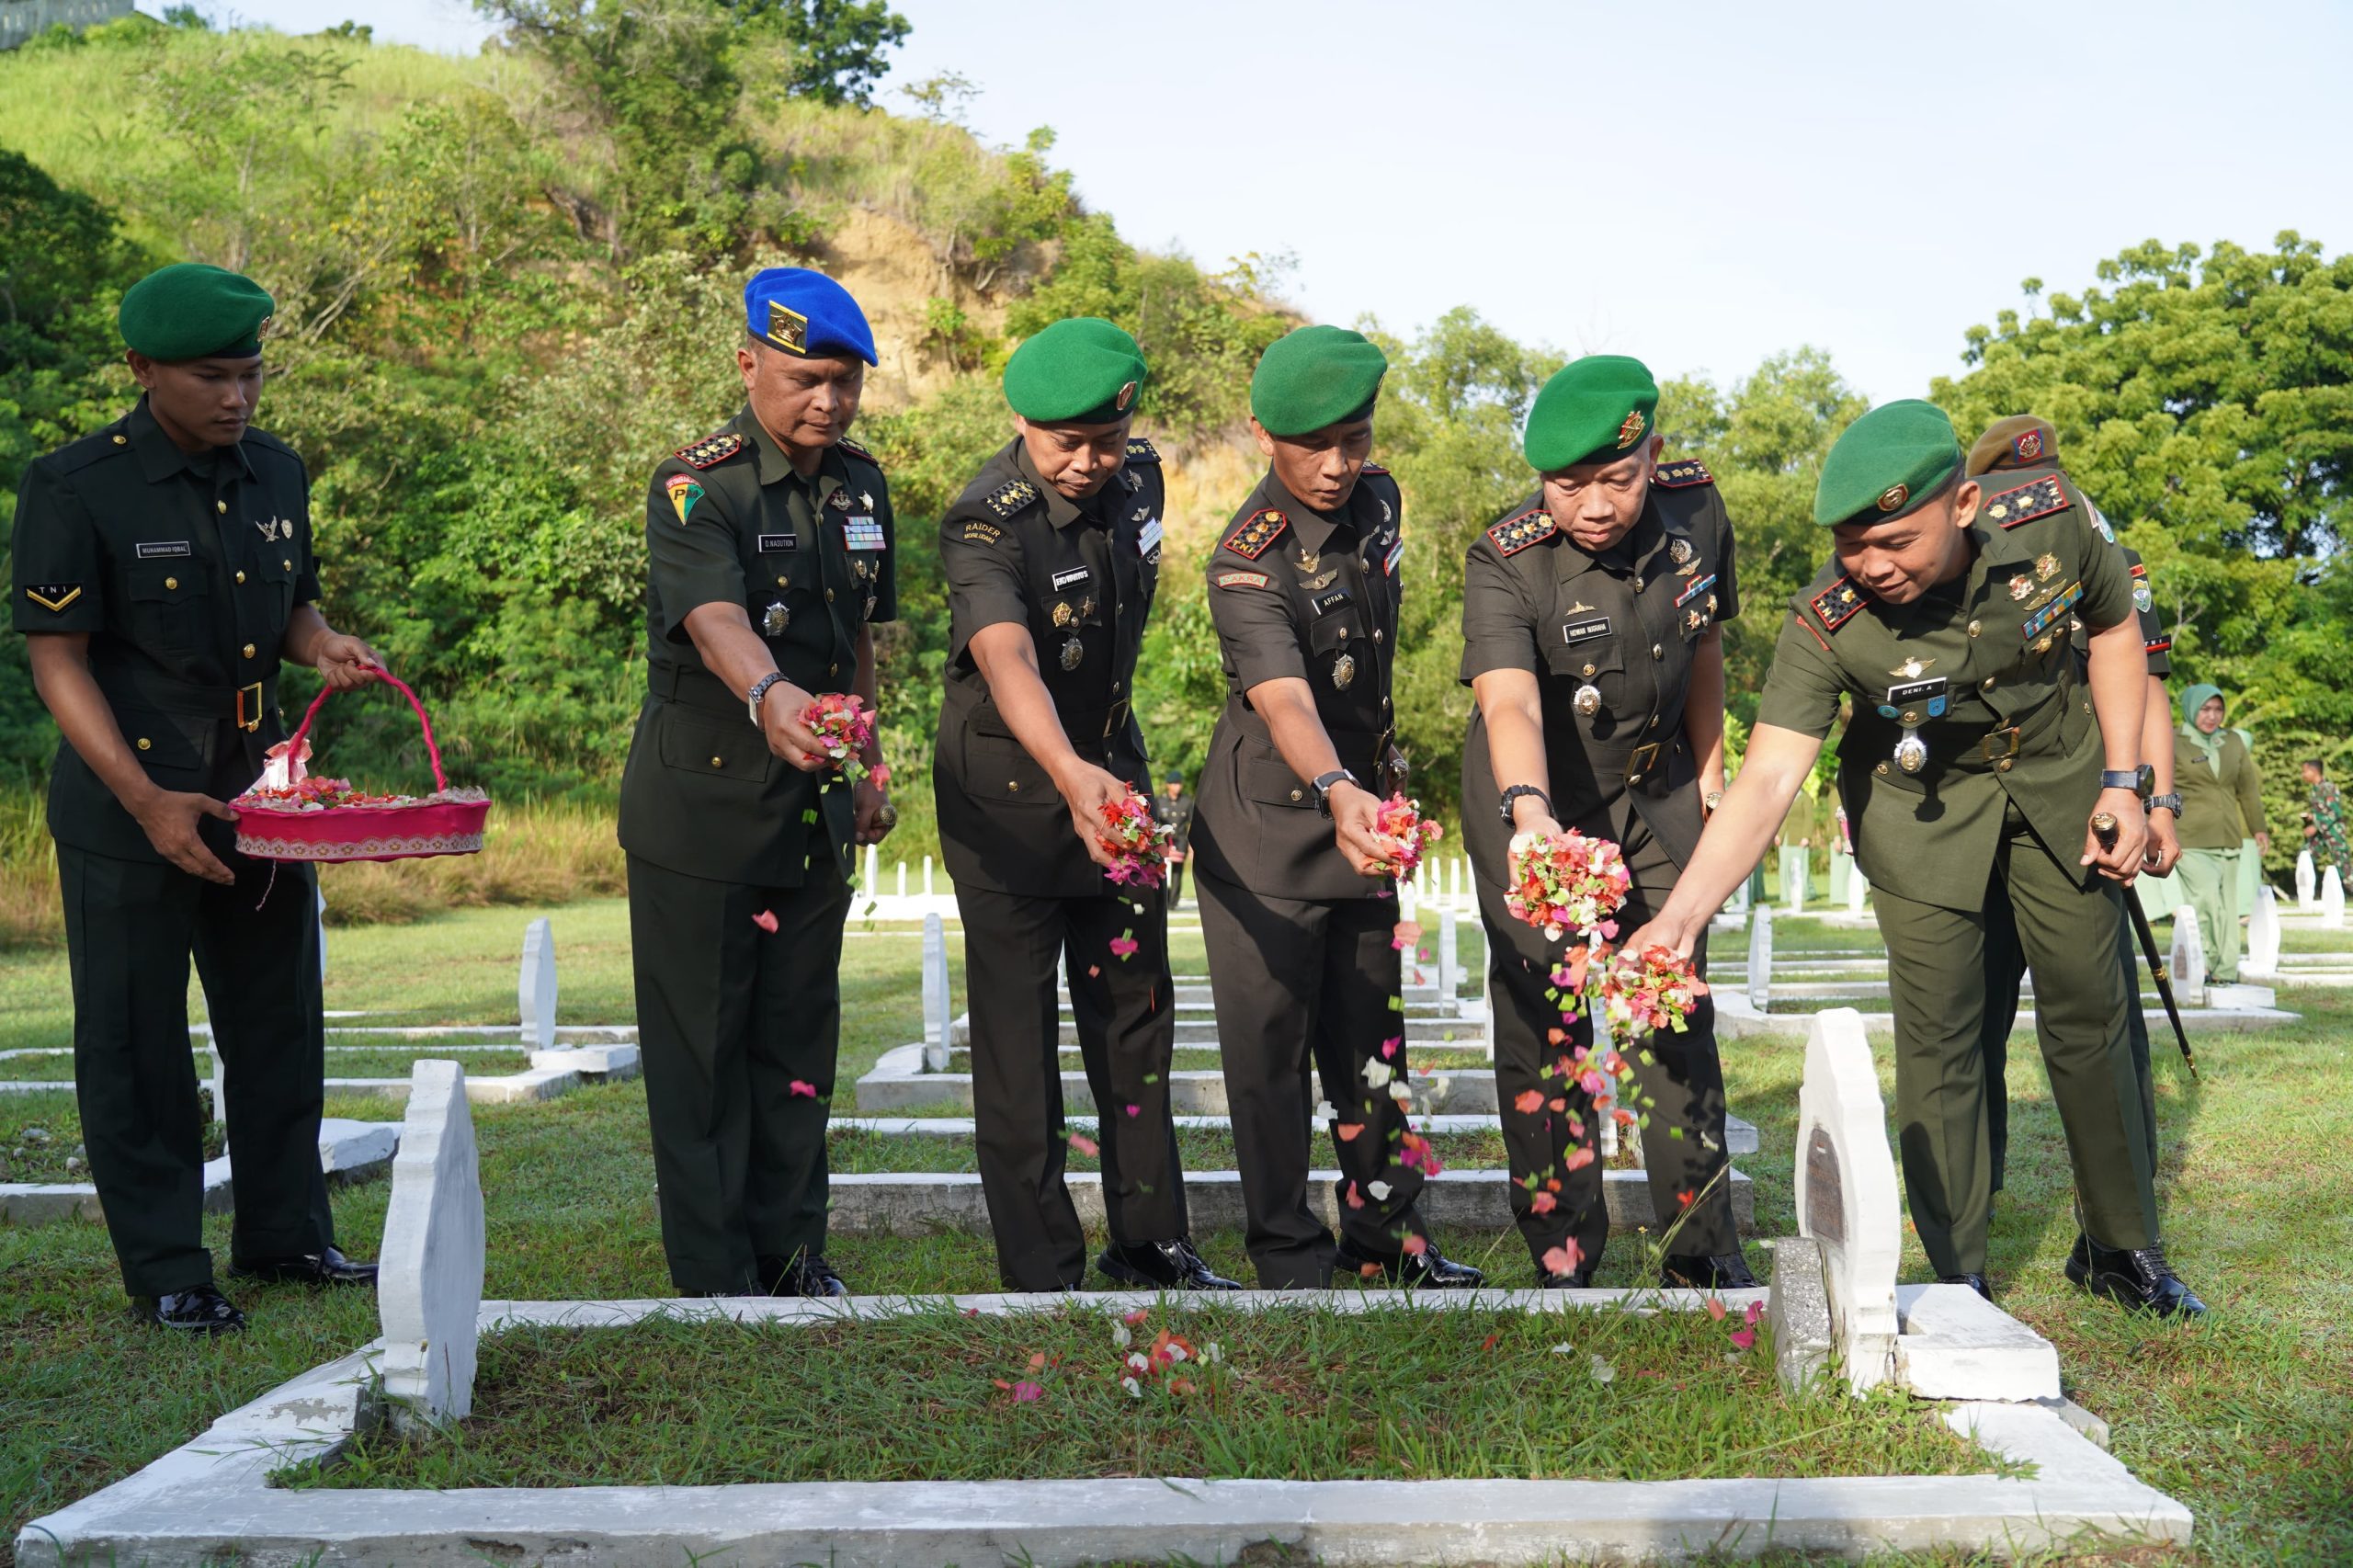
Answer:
[
  {"left": 51, "top": 424, "right": 133, "bottom": 475},
  {"left": 1223, "top": 507, "right": 1288, "bottom": 561},
  {"left": 675, "top": 431, "right": 745, "bottom": 470},
  {"left": 1654, "top": 459, "right": 1713, "bottom": 489},
  {"left": 1125, "top": 437, "right": 1160, "bottom": 464},
  {"left": 1360, "top": 460, "right": 1390, "bottom": 476},
  {"left": 1486, "top": 507, "right": 1556, "bottom": 558},
  {"left": 983, "top": 478, "right": 1040, "bottom": 518},
  {"left": 836, "top": 436, "right": 882, "bottom": 468},
  {"left": 1982, "top": 474, "right": 2068, "bottom": 529},
  {"left": 241, "top": 426, "right": 300, "bottom": 459},
  {"left": 1809, "top": 575, "right": 1868, "bottom": 632}
]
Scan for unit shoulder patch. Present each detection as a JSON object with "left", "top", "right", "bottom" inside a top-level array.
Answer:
[
  {"left": 983, "top": 479, "right": 1041, "bottom": 519},
  {"left": 1808, "top": 575, "right": 1868, "bottom": 633},
  {"left": 1983, "top": 473, "right": 2070, "bottom": 529},
  {"left": 1654, "top": 459, "right": 1714, "bottom": 489},
  {"left": 1486, "top": 507, "right": 1557, "bottom": 557},
  {"left": 1223, "top": 507, "right": 1289, "bottom": 561},
  {"left": 1124, "top": 437, "right": 1161, "bottom": 464},
  {"left": 960, "top": 519, "right": 1004, "bottom": 546},
  {"left": 23, "top": 584, "right": 83, "bottom": 614},
  {"left": 835, "top": 436, "right": 883, "bottom": 468},
  {"left": 1214, "top": 570, "right": 1270, "bottom": 589},
  {"left": 674, "top": 431, "right": 745, "bottom": 470}
]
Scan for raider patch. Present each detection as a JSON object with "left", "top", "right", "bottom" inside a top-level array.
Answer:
[
  {"left": 1810, "top": 575, "right": 1867, "bottom": 632},
  {"left": 1487, "top": 508, "right": 1557, "bottom": 557},
  {"left": 984, "top": 479, "right": 1040, "bottom": 518},
  {"left": 1125, "top": 437, "right": 1161, "bottom": 464},
  {"left": 23, "top": 584, "right": 82, "bottom": 614},
  {"left": 1983, "top": 474, "right": 2068, "bottom": 529},
  {"left": 674, "top": 432, "right": 744, "bottom": 470},
  {"left": 1654, "top": 460, "right": 1714, "bottom": 489},
  {"left": 1224, "top": 508, "right": 1289, "bottom": 561},
  {"left": 961, "top": 521, "right": 1002, "bottom": 545}
]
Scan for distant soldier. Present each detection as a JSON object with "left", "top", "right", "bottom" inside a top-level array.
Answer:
[
  {"left": 1190, "top": 325, "right": 1483, "bottom": 1290},
  {"left": 1622, "top": 400, "right": 2204, "bottom": 1316},
  {"left": 10, "top": 263, "right": 382, "bottom": 1333},
  {"left": 1150, "top": 772, "right": 1195, "bottom": 903},
  {"left": 1460, "top": 355, "right": 1752, "bottom": 1289},
  {"left": 933, "top": 318, "right": 1234, "bottom": 1293},
  {"left": 617, "top": 267, "right": 898, "bottom": 1299}
]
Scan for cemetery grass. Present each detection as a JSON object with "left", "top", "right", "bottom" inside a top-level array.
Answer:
[{"left": 0, "top": 909, "right": 2342, "bottom": 1562}]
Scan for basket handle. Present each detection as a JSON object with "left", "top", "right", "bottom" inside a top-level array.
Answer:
[{"left": 284, "top": 666, "right": 450, "bottom": 793}]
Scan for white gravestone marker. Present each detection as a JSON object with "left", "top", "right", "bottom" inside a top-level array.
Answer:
[
  {"left": 378, "top": 1060, "right": 484, "bottom": 1431},
  {"left": 863, "top": 843, "right": 879, "bottom": 893},
  {"left": 922, "top": 855, "right": 935, "bottom": 899},
  {"left": 2325, "top": 867, "right": 2346, "bottom": 930},
  {"left": 895, "top": 860, "right": 907, "bottom": 899},
  {"left": 1747, "top": 903, "right": 1775, "bottom": 1012},
  {"left": 2169, "top": 908, "right": 2206, "bottom": 1003},
  {"left": 209, "top": 1042, "right": 228, "bottom": 1127},
  {"left": 1724, "top": 869, "right": 1750, "bottom": 917},
  {"left": 1793, "top": 1008, "right": 1903, "bottom": 1392},
  {"left": 1590, "top": 931, "right": 1620, "bottom": 1160},
  {"left": 2295, "top": 847, "right": 2315, "bottom": 912},
  {"left": 920, "top": 914, "right": 951, "bottom": 1071},
  {"left": 1480, "top": 955, "right": 1496, "bottom": 1060},
  {"left": 1438, "top": 907, "right": 1460, "bottom": 1017},
  {"left": 1847, "top": 858, "right": 1869, "bottom": 915},
  {"left": 316, "top": 884, "right": 329, "bottom": 983},
  {"left": 517, "top": 918, "right": 556, "bottom": 1051},
  {"left": 2246, "top": 884, "right": 2281, "bottom": 976}
]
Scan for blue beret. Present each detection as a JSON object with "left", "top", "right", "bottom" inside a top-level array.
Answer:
[{"left": 744, "top": 267, "right": 876, "bottom": 365}]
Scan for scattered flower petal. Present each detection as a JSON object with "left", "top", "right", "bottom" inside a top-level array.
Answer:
[
  {"left": 1541, "top": 1240, "right": 1585, "bottom": 1278},
  {"left": 1588, "top": 1353, "right": 1617, "bottom": 1384},
  {"left": 1067, "top": 1131, "right": 1098, "bottom": 1156},
  {"left": 752, "top": 909, "right": 779, "bottom": 934},
  {"left": 1109, "top": 936, "right": 1140, "bottom": 960},
  {"left": 788, "top": 1080, "right": 818, "bottom": 1097},
  {"left": 1335, "top": 1123, "right": 1365, "bottom": 1142},
  {"left": 1368, "top": 1180, "right": 1392, "bottom": 1200}
]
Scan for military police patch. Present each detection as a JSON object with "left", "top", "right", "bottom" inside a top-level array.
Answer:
[
  {"left": 665, "top": 474, "right": 703, "bottom": 525},
  {"left": 1654, "top": 460, "right": 1714, "bottom": 489},
  {"left": 2014, "top": 428, "right": 2043, "bottom": 462},
  {"left": 1486, "top": 508, "right": 1557, "bottom": 557},
  {"left": 1224, "top": 508, "right": 1289, "bottom": 560},
  {"left": 1810, "top": 575, "right": 1867, "bottom": 632},
  {"left": 22, "top": 584, "right": 82, "bottom": 614},
  {"left": 674, "top": 431, "right": 745, "bottom": 470},
  {"left": 984, "top": 479, "right": 1040, "bottom": 518},
  {"left": 1983, "top": 474, "right": 2069, "bottom": 529},
  {"left": 1125, "top": 437, "right": 1161, "bottom": 464}
]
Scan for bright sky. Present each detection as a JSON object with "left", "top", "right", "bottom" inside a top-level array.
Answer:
[{"left": 149, "top": 0, "right": 2353, "bottom": 403}]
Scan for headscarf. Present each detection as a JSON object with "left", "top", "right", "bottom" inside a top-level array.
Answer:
[{"left": 2180, "top": 681, "right": 2225, "bottom": 770}]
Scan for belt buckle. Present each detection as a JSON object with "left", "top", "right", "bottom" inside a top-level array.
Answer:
[
  {"left": 1979, "top": 726, "right": 2021, "bottom": 763},
  {"left": 1102, "top": 701, "right": 1129, "bottom": 739},
  {"left": 235, "top": 681, "right": 265, "bottom": 733},
  {"left": 1627, "top": 740, "right": 1664, "bottom": 780}
]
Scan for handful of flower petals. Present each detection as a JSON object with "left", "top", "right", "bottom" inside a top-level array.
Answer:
[
  {"left": 1598, "top": 943, "right": 1711, "bottom": 1036},
  {"left": 800, "top": 692, "right": 877, "bottom": 782},
  {"left": 1504, "top": 829, "right": 1632, "bottom": 941},
  {"left": 1372, "top": 792, "right": 1443, "bottom": 879},
  {"left": 1098, "top": 792, "right": 1174, "bottom": 889}
]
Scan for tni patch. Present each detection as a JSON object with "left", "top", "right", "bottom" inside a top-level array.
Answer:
[
  {"left": 1810, "top": 576, "right": 1867, "bottom": 632},
  {"left": 23, "top": 584, "right": 82, "bottom": 614},
  {"left": 1224, "top": 509, "right": 1288, "bottom": 561},
  {"left": 984, "top": 480, "right": 1040, "bottom": 518},
  {"left": 1983, "top": 474, "right": 2068, "bottom": 529}
]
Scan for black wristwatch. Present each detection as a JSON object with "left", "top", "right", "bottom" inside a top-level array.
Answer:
[
  {"left": 1499, "top": 784, "right": 1552, "bottom": 827},
  {"left": 2147, "top": 792, "right": 2183, "bottom": 814},
  {"left": 1312, "top": 768, "right": 1359, "bottom": 819},
  {"left": 2098, "top": 769, "right": 2143, "bottom": 793}
]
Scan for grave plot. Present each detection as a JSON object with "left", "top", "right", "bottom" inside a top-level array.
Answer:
[{"left": 17, "top": 1009, "right": 2191, "bottom": 1564}]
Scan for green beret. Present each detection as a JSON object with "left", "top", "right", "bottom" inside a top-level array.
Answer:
[
  {"left": 1250, "top": 324, "right": 1387, "bottom": 437},
  {"left": 1523, "top": 355, "right": 1659, "bottom": 472},
  {"left": 1813, "top": 401, "right": 1964, "bottom": 528},
  {"left": 118, "top": 263, "right": 274, "bottom": 361},
  {"left": 1002, "top": 317, "right": 1146, "bottom": 425},
  {"left": 1965, "top": 414, "right": 2059, "bottom": 478}
]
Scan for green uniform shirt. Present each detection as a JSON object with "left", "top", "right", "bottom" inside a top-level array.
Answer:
[
  {"left": 1755, "top": 470, "right": 2132, "bottom": 911},
  {"left": 2172, "top": 726, "right": 2262, "bottom": 849},
  {"left": 9, "top": 396, "right": 318, "bottom": 861},
  {"left": 615, "top": 409, "right": 894, "bottom": 886}
]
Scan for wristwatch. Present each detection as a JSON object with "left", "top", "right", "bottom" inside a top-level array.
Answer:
[
  {"left": 1312, "top": 768, "right": 1359, "bottom": 820},
  {"left": 1499, "top": 784, "right": 1552, "bottom": 826},
  {"left": 746, "top": 671, "right": 786, "bottom": 726},
  {"left": 2097, "top": 769, "right": 2143, "bottom": 792},
  {"left": 2147, "top": 792, "right": 2183, "bottom": 814}
]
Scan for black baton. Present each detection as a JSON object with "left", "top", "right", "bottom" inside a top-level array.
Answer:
[{"left": 2093, "top": 811, "right": 2198, "bottom": 1079}]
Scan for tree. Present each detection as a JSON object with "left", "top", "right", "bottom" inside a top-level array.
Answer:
[{"left": 745, "top": 0, "right": 907, "bottom": 107}]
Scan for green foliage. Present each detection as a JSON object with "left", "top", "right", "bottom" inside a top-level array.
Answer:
[{"left": 734, "top": 0, "right": 909, "bottom": 108}]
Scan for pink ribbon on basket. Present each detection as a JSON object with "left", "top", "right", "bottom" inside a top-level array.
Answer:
[{"left": 283, "top": 665, "right": 454, "bottom": 792}]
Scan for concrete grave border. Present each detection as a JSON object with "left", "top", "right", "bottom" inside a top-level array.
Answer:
[{"left": 0, "top": 1117, "right": 396, "bottom": 1228}]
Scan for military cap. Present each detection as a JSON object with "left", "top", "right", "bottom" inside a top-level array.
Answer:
[
  {"left": 118, "top": 263, "right": 273, "bottom": 361},
  {"left": 745, "top": 267, "right": 876, "bottom": 364},
  {"left": 1250, "top": 324, "right": 1387, "bottom": 437},
  {"left": 1965, "top": 414, "right": 2060, "bottom": 478},
  {"left": 1523, "top": 354, "right": 1659, "bottom": 472},
  {"left": 1002, "top": 317, "right": 1146, "bottom": 424},
  {"left": 1813, "top": 400, "right": 1964, "bottom": 528}
]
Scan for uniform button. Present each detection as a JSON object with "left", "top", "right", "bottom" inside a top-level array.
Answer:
[
  {"left": 1007, "top": 780, "right": 1020, "bottom": 792},
  {"left": 235, "top": 571, "right": 246, "bottom": 585},
  {"left": 710, "top": 756, "right": 724, "bottom": 767},
  {"left": 1290, "top": 788, "right": 1303, "bottom": 801},
  {"left": 1997, "top": 757, "right": 2014, "bottom": 773},
  {"left": 1373, "top": 630, "right": 1384, "bottom": 642},
  {"left": 164, "top": 576, "right": 178, "bottom": 590},
  {"left": 242, "top": 643, "right": 256, "bottom": 659},
  {"left": 825, "top": 589, "right": 835, "bottom": 603},
  {"left": 1111, "top": 680, "right": 1122, "bottom": 694},
  {"left": 112, "top": 435, "right": 127, "bottom": 446},
  {"left": 1652, "top": 643, "right": 1664, "bottom": 659},
  {"left": 778, "top": 575, "right": 790, "bottom": 587},
  {"left": 1982, "top": 676, "right": 1996, "bottom": 693},
  {"left": 1649, "top": 716, "right": 1660, "bottom": 728},
  {"left": 1967, "top": 619, "right": 1982, "bottom": 638},
  {"left": 1337, "top": 628, "right": 1349, "bottom": 641},
  {"left": 215, "top": 501, "right": 227, "bottom": 515},
  {"left": 136, "top": 737, "right": 152, "bottom": 751},
  {"left": 828, "top": 663, "right": 839, "bottom": 676},
  {"left": 282, "top": 558, "right": 292, "bottom": 571},
  {"left": 1875, "top": 761, "right": 1890, "bottom": 776},
  {"left": 1581, "top": 663, "right": 1597, "bottom": 678}
]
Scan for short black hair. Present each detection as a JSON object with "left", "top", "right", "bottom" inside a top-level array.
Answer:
[{"left": 2305, "top": 757, "right": 2327, "bottom": 774}]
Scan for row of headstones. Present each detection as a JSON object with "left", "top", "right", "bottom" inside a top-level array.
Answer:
[
  {"left": 856, "top": 846, "right": 1484, "bottom": 909},
  {"left": 2293, "top": 850, "right": 2347, "bottom": 926},
  {"left": 1722, "top": 848, "right": 1870, "bottom": 921}
]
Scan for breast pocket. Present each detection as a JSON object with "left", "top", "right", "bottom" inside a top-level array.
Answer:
[
  {"left": 256, "top": 554, "right": 298, "bottom": 635},
  {"left": 961, "top": 733, "right": 1058, "bottom": 804},
  {"left": 1307, "top": 604, "right": 1362, "bottom": 683},
  {"left": 657, "top": 711, "right": 776, "bottom": 787},
  {"left": 122, "top": 562, "right": 211, "bottom": 660}
]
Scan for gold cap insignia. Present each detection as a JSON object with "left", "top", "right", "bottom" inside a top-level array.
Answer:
[
  {"left": 767, "top": 300, "right": 810, "bottom": 355},
  {"left": 1877, "top": 483, "right": 1910, "bottom": 513},
  {"left": 1616, "top": 409, "right": 1646, "bottom": 449},
  {"left": 1115, "top": 380, "right": 1137, "bottom": 413}
]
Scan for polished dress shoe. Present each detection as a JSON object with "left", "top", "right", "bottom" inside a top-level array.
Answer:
[
  {"left": 762, "top": 1255, "right": 849, "bottom": 1298},
  {"left": 1336, "top": 1236, "right": 1485, "bottom": 1289},
  {"left": 228, "top": 1247, "right": 378, "bottom": 1288},
  {"left": 1661, "top": 1251, "right": 1758, "bottom": 1290},
  {"left": 1097, "top": 1238, "right": 1242, "bottom": 1290},
  {"left": 1937, "top": 1272, "right": 1994, "bottom": 1301},
  {"left": 2068, "top": 1238, "right": 2206, "bottom": 1317},
  {"left": 145, "top": 1284, "right": 245, "bottom": 1334}
]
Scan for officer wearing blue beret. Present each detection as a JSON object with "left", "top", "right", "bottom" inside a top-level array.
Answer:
[{"left": 618, "top": 267, "right": 898, "bottom": 1298}]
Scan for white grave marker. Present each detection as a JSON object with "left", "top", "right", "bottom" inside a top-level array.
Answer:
[
  {"left": 1793, "top": 1008, "right": 1902, "bottom": 1391},
  {"left": 1724, "top": 871, "right": 1750, "bottom": 917},
  {"left": 1590, "top": 931, "right": 1619, "bottom": 1159},
  {"left": 1847, "top": 859, "right": 1870, "bottom": 916},
  {"left": 1747, "top": 902, "right": 1774, "bottom": 1012},
  {"left": 1438, "top": 907, "right": 1460, "bottom": 1016},
  {"left": 920, "top": 914, "right": 951, "bottom": 1071},
  {"left": 895, "top": 860, "right": 907, "bottom": 899},
  {"left": 2325, "top": 867, "right": 2346, "bottom": 930},
  {"left": 517, "top": 917, "right": 556, "bottom": 1051},
  {"left": 209, "top": 1041, "right": 228, "bottom": 1127},
  {"left": 2246, "top": 884, "right": 2281, "bottom": 976},
  {"left": 2169, "top": 908, "right": 2206, "bottom": 1003},
  {"left": 378, "top": 1060, "right": 484, "bottom": 1431},
  {"left": 2295, "top": 847, "right": 2316, "bottom": 911},
  {"left": 863, "top": 843, "right": 879, "bottom": 892},
  {"left": 1480, "top": 956, "right": 1496, "bottom": 1060},
  {"left": 316, "top": 884, "right": 329, "bottom": 983}
]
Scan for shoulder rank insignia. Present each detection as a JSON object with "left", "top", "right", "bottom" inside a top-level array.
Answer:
[
  {"left": 1809, "top": 575, "right": 1867, "bottom": 632},
  {"left": 984, "top": 479, "right": 1040, "bottom": 518},
  {"left": 23, "top": 584, "right": 82, "bottom": 614},
  {"left": 1654, "top": 459, "right": 1714, "bottom": 489},
  {"left": 1224, "top": 508, "right": 1288, "bottom": 560},
  {"left": 1124, "top": 437, "right": 1160, "bottom": 464},
  {"left": 835, "top": 436, "right": 881, "bottom": 467},
  {"left": 1486, "top": 508, "right": 1557, "bottom": 557},
  {"left": 1982, "top": 474, "right": 2069, "bottom": 529},
  {"left": 1360, "top": 460, "right": 1390, "bottom": 476},
  {"left": 674, "top": 431, "right": 744, "bottom": 470}
]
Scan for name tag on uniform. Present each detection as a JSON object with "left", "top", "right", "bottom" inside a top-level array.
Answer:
[
  {"left": 844, "top": 517, "right": 885, "bottom": 551},
  {"left": 1051, "top": 565, "right": 1091, "bottom": 591},
  {"left": 1384, "top": 539, "right": 1404, "bottom": 576},
  {"left": 1563, "top": 616, "right": 1612, "bottom": 643},
  {"left": 1137, "top": 517, "right": 1163, "bottom": 557},
  {"left": 1878, "top": 677, "right": 1949, "bottom": 721},
  {"left": 1311, "top": 588, "right": 1352, "bottom": 616},
  {"left": 135, "top": 541, "right": 191, "bottom": 559},
  {"left": 758, "top": 533, "right": 798, "bottom": 552}
]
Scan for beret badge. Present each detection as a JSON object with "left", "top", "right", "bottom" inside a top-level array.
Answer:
[
  {"left": 1616, "top": 408, "right": 1646, "bottom": 449},
  {"left": 767, "top": 300, "right": 810, "bottom": 355},
  {"left": 1877, "top": 483, "right": 1910, "bottom": 514}
]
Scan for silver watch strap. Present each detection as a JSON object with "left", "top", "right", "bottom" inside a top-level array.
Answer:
[{"left": 746, "top": 672, "right": 785, "bottom": 726}]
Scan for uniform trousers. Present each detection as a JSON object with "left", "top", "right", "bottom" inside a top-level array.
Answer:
[
  {"left": 2173, "top": 846, "right": 2245, "bottom": 983},
  {"left": 954, "top": 882, "right": 1187, "bottom": 1291},
  {"left": 1476, "top": 813, "right": 1735, "bottom": 1274},
  {"left": 1194, "top": 868, "right": 1427, "bottom": 1288},
  {"left": 627, "top": 852, "right": 850, "bottom": 1295},
  {"left": 1872, "top": 801, "right": 2159, "bottom": 1277},
  {"left": 59, "top": 844, "right": 334, "bottom": 1298}
]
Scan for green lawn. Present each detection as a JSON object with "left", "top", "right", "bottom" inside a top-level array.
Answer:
[{"left": 0, "top": 902, "right": 2347, "bottom": 1563}]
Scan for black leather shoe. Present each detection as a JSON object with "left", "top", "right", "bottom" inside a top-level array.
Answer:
[
  {"left": 2063, "top": 1233, "right": 2091, "bottom": 1281},
  {"left": 228, "top": 1246, "right": 378, "bottom": 1288},
  {"left": 2071, "top": 1238, "right": 2206, "bottom": 1317},
  {"left": 762, "top": 1255, "right": 849, "bottom": 1298},
  {"left": 1661, "top": 1251, "right": 1758, "bottom": 1290},
  {"left": 1937, "top": 1272, "right": 1994, "bottom": 1301},
  {"left": 1097, "top": 1238, "right": 1243, "bottom": 1290},
  {"left": 1538, "top": 1268, "right": 1594, "bottom": 1289},
  {"left": 146, "top": 1284, "right": 245, "bottom": 1334},
  {"left": 1336, "top": 1236, "right": 1485, "bottom": 1289}
]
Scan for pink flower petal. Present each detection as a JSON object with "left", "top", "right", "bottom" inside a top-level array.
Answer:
[
  {"left": 1109, "top": 937, "right": 1140, "bottom": 960},
  {"left": 752, "top": 909, "right": 779, "bottom": 934},
  {"left": 1010, "top": 1380, "right": 1044, "bottom": 1403},
  {"left": 788, "top": 1080, "right": 817, "bottom": 1097},
  {"left": 1124, "top": 1103, "right": 1141, "bottom": 1118},
  {"left": 1540, "top": 1240, "right": 1584, "bottom": 1278},
  {"left": 1067, "top": 1131, "right": 1098, "bottom": 1156}
]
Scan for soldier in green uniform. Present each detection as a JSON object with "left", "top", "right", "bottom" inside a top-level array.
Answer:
[
  {"left": 617, "top": 268, "right": 897, "bottom": 1299},
  {"left": 1190, "top": 325, "right": 1483, "bottom": 1290},
  {"left": 1621, "top": 400, "right": 2204, "bottom": 1315},
  {"left": 10, "top": 263, "right": 382, "bottom": 1333},
  {"left": 934, "top": 318, "right": 1234, "bottom": 1294},
  {"left": 1460, "top": 355, "right": 1752, "bottom": 1289}
]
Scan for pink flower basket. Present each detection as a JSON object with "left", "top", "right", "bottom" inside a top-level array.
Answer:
[{"left": 233, "top": 670, "right": 490, "bottom": 863}]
